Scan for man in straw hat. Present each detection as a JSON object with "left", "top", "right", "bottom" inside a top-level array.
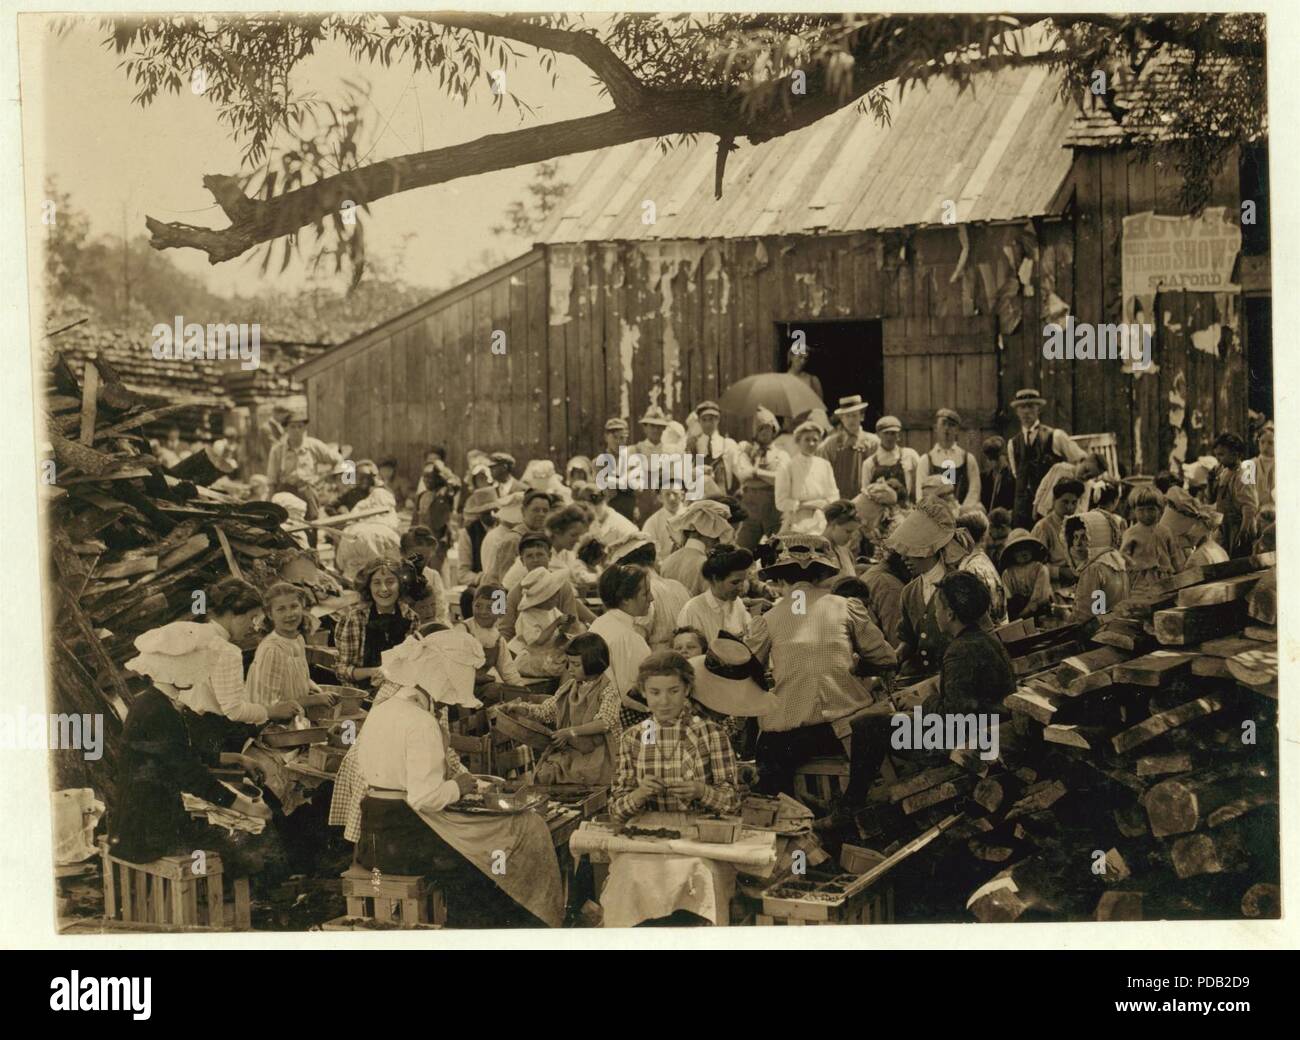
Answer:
[
  {"left": 916, "top": 408, "right": 981, "bottom": 511},
  {"left": 886, "top": 497, "right": 993, "bottom": 678},
  {"left": 744, "top": 533, "right": 896, "bottom": 797},
  {"left": 732, "top": 406, "right": 789, "bottom": 550},
  {"left": 817, "top": 395, "right": 879, "bottom": 499},
  {"left": 860, "top": 415, "right": 919, "bottom": 504},
  {"left": 661, "top": 499, "right": 736, "bottom": 596},
  {"left": 1006, "top": 387, "right": 1088, "bottom": 528}
]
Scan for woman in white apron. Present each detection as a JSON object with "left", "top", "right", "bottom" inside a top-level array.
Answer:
[{"left": 334, "top": 631, "right": 565, "bottom": 928}]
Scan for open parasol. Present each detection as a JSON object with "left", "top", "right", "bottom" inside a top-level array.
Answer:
[{"left": 718, "top": 373, "right": 825, "bottom": 420}]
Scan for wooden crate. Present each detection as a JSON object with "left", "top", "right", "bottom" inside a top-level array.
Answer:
[
  {"left": 340, "top": 866, "right": 447, "bottom": 927},
  {"left": 448, "top": 731, "right": 493, "bottom": 776},
  {"left": 757, "top": 877, "right": 895, "bottom": 926},
  {"left": 99, "top": 841, "right": 251, "bottom": 930},
  {"left": 494, "top": 744, "right": 534, "bottom": 781},
  {"left": 793, "top": 758, "right": 850, "bottom": 805}
]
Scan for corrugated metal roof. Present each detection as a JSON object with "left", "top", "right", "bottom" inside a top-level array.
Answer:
[{"left": 541, "top": 62, "right": 1077, "bottom": 244}]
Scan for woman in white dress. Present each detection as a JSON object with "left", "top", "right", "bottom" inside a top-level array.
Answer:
[{"left": 774, "top": 420, "right": 840, "bottom": 535}]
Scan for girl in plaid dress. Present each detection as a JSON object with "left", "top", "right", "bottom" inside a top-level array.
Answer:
[
  {"left": 246, "top": 582, "right": 338, "bottom": 710},
  {"left": 609, "top": 651, "right": 739, "bottom": 820}
]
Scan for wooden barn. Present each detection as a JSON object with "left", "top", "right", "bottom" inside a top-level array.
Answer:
[{"left": 292, "top": 61, "right": 1268, "bottom": 483}]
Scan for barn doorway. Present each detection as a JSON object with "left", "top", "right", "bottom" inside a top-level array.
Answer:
[{"left": 775, "top": 320, "right": 884, "bottom": 422}]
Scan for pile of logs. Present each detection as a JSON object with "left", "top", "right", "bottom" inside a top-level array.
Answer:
[
  {"left": 846, "top": 553, "right": 1279, "bottom": 923},
  {"left": 42, "top": 353, "right": 321, "bottom": 806}
]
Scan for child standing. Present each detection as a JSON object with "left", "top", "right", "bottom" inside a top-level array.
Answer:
[
  {"left": 998, "top": 530, "right": 1053, "bottom": 621},
  {"left": 1121, "top": 486, "right": 1178, "bottom": 592}
]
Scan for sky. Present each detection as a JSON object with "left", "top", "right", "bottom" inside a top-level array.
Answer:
[{"left": 22, "top": 16, "right": 606, "bottom": 297}]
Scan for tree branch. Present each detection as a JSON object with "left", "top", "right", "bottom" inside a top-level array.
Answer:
[{"left": 403, "top": 12, "right": 649, "bottom": 109}]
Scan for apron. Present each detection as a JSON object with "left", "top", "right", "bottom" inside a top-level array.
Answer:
[
  {"left": 356, "top": 790, "right": 565, "bottom": 927},
  {"left": 533, "top": 678, "right": 617, "bottom": 786}
]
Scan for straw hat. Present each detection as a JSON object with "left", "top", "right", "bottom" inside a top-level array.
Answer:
[
  {"left": 886, "top": 497, "right": 957, "bottom": 559},
  {"left": 463, "top": 487, "right": 504, "bottom": 518},
  {"left": 1011, "top": 388, "right": 1047, "bottom": 408},
  {"left": 519, "top": 566, "right": 568, "bottom": 610},
  {"left": 690, "top": 638, "right": 774, "bottom": 718},
  {"left": 997, "top": 528, "right": 1048, "bottom": 568},
  {"left": 834, "top": 394, "right": 869, "bottom": 416},
  {"left": 759, "top": 532, "right": 839, "bottom": 581}
]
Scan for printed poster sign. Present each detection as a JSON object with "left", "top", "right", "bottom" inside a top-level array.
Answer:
[{"left": 1122, "top": 207, "right": 1241, "bottom": 301}]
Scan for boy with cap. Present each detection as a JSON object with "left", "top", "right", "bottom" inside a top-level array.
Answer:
[
  {"left": 690, "top": 400, "right": 738, "bottom": 495},
  {"left": 631, "top": 404, "right": 673, "bottom": 519},
  {"left": 916, "top": 408, "right": 981, "bottom": 510},
  {"left": 817, "top": 395, "right": 879, "bottom": 498},
  {"left": 732, "top": 407, "right": 789, "bottom": 550},
  {"left": 860, "top": 415, "right": 919, "bottom": 504},
  {"left": 489, "top": 452, "right": 523, "bottom": 500},
  {"left": 266, "top": 406, "right": 344, "bottom": 544},
  {"left": 1006, "top": 387, "right": 1088, "bottom": 528},
  {"left": 600, "top": 416, "right": 639, "bottom": 520}
]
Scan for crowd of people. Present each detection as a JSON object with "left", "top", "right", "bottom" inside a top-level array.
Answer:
[{"left": 108, "top": 386, "right": 1274, "bottom": 927}]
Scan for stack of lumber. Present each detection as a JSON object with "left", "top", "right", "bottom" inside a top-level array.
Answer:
[
  {"left": 835, "top": 554, "right": 1279, "bottom": 923},
  {"left": 42, "top": 354, "right": 337, "bottom": 807}
]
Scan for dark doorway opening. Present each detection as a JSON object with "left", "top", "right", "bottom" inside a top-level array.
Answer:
[
  {"left": 775, "top": 320, "right": 884, "bottom": 424},
  {"left": 1244, "top": 296, "right": 1272, "bottom": 419}
]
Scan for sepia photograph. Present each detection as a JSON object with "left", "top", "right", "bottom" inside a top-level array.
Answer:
[{"left": 10, "top": 5, "right": 1283, "bottom": 948}]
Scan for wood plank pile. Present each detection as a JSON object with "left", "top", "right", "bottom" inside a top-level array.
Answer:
[
  {"left": 42, "top": 353, "right": 336, "bottom": 808},
  {"left": 838, "top": 554, "right": 1279, "bottom": 924}
]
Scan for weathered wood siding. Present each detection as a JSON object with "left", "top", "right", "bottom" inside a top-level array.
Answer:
[
  {"left": 305, "top": 250, "right": 547, "bottom": 481},
  {"left": 1069, "top": 148, "right": 1248, "bottom": 475},
  {"left": 300, "top": 150, "right": 1255, "bottom": 479}
]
